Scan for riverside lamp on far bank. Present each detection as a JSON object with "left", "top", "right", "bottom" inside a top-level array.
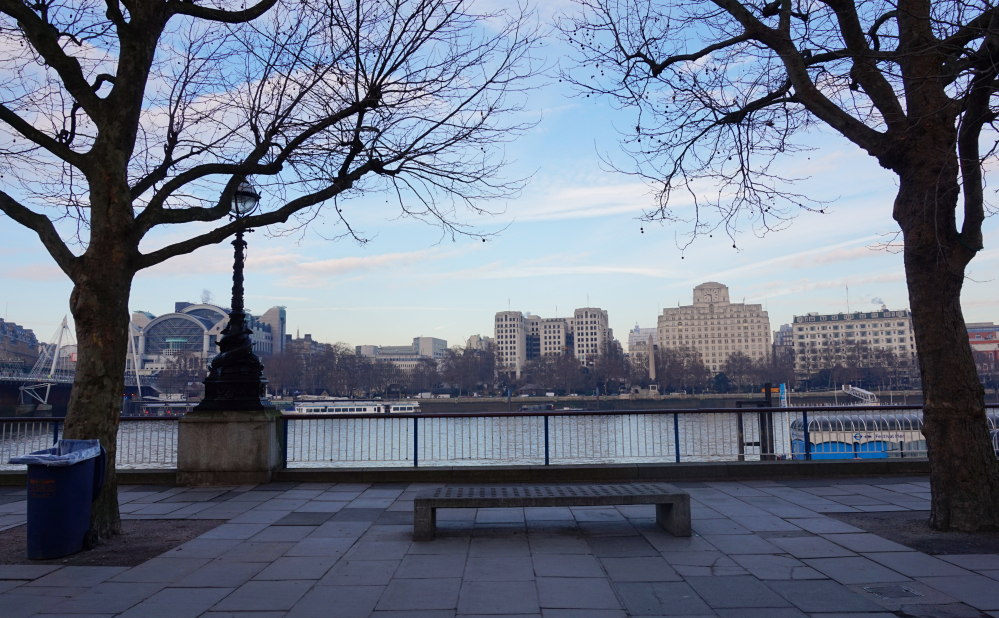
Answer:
[{"left": 177, "top": 181, "right": 282, "bottom": 486}]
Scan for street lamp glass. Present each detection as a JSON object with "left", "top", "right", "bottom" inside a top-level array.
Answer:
[{"left": 233, "top": 181, "right": 260, "bottom": 217}]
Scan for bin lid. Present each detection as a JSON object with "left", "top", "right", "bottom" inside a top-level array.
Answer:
[{"left": 9, "top": 439, "right": 102, "bottom": 466}]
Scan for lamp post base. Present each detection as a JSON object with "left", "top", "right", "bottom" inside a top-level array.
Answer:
[{"left": 177, "top": 409, "right": 284, "bottom": 486}]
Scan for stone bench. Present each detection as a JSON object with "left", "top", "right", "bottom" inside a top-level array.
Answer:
[{"left": 413, "top": 483, "right": 691, "bottom": 541}]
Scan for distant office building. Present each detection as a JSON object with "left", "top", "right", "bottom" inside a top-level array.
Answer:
[
  {"left": 494, "top": 307, "right": 614, "bottom": 376},
  {"left": 791, "top": 305, "right": 914, "bottom": 380},
  {"left": 466, "top": 334, "right": 494, "bottom": 351},
  {"left": 657, "top": 282, "right": 771, "bottom": 374},
  {"left": 356, "top": 337, "right": 447, "bottom": 373},
  {"left": 969, "top": 322, "right": 998, "bottom": 355},
  {"left": 0, "top": 319, "right": 40, "bottom": 369},
  {"left": 287, "top": 333, "right": 325, "bottom": 356},
  {"left": 128, "top": 302, "right": 284, "bottom": 377},
  {"left": 627, "top": 324, "right": 658, "bottom": 369},
  {"left": 772, "top": 323, "right": 795, "bottom": 364}
]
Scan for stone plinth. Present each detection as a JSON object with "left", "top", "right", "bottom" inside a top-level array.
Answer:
[{"left": 177, "top": 409, "right": 283, "bottom": 485}]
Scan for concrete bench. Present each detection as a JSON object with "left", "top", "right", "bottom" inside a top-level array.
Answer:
[{"left": 413, "top": 483, "right": 691, "bottom": 541}]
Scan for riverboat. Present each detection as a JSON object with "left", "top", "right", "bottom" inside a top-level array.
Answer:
[{"left": 293, "top": 400, "right": 420, "bottom": 414}]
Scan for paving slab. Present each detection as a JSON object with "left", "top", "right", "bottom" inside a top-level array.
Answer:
[
  {"left": 821, "top": 532, "right": 914, "bottom": 553},
  {"left": 395, "top": 553, "right": 468, "bottom": 578},
  {"left": 765, "top": 579, "right": 886, "bottom": 613},
  {"left": 310, "top": 520, "right": 371, "bottom": 538},
  {"left": 159, "top": 538, "right": 242, "bottom": 559},
  {"left": 0, "top": 588, "right": 65, "bottom": 618},
  {"left": 586, "top": 535, "right": 658, "bottom": 557},
  {"left": 533, "top": 554, "right": 603, "bottom": 577},
  {"left": 217, "top": 541, "right": 295, "bottom": 563},
  {"left": 803, "top": 556, "right": 911, "bottom": 584},
  {"left": 116, "top": 586, "right": 233, "bottom": 618},
  {"left": 691, "top": 518, "right": 752, "bottom": 535},
  {"left": 784, "top": 517, "right": 864, "bottom": 534},
  {"left": 862, "top": 551, "right": 973, "bottom": 577},
  {"left": 528, "top": 535, "right": 591, "bottom": 555},
  {"left": 701, "top": 533, "right": 781, "bottom": 555},
  {"left": 937, "top": 554, "right": 999, "bottom": 571},
  {"left": 599, "top": 556, "right": 681, "bottom": 582},
  {"left": 26, "top": 566, "right": 127, "bottom": 588},
  {"left": 730, "top": 554, "right": 825, "bottom": 580},
  {"left": 210, "top": 579, "right": 312, "bottom": 611},
  {"left": 464, "top": 556, "right": 535, "bottom": 581},
  {"left": 458, "top": 580, "right": 540, "bottom": 615},
  {"left": 539, "top": 610, "right": 627, "bottom": 618},
  {"left": 917, "top": 574, "right": 999, "bottom": 610},
  {"left": 0, "top": 565, "right": 62, "bottom": 580},
  {"left": 768, "top": 535, "right": 857, "bottom": 559},
  {"left": 172, "top": 561, "right": 268, "bottom": 588},
  {"left": 537, "top": 577, "right": 620, "bottom": 609},
  {"left": 376, "top": 577, "right": 462, "bottom": 610},
  {"left": 469, "top": 537, "right": 531, "bottom": 557},
  {"left": 252, "top": 556, "right": 339, "bottom": 580},
  {"left": 197, "top": 523, "right": 269, "bottom": 540},
  {"left": 109, "top": 557, "right": 209, "bottom": 583},
  {"left": 614, "top": 581, "right": 714, "bottom": 615},
  {"left": 285, "top": 584, "right": 384, "bottom": 618},
  {"left": 342, "top": 540, "right": 412, "bottom": 561},
  {"left": 43, "top": 582, "right": 169, "bottom": 614},
  {"left": 685, "top": 574, "right": 792, "bottom": 608},
  {"left": 249, "top": 525, "right": 316, "bottom": 542},
  {"left": 318, "top": 559, "right": 401, "bottom": 586}
]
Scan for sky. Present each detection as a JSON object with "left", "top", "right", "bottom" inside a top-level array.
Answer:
[{"left": 2, "top": 3, "right": 998, "bottom": 349}]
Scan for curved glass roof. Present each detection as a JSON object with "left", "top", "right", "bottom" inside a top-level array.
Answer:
[{"left": 144, "top": 316, "right": 208, "bottom": 355}]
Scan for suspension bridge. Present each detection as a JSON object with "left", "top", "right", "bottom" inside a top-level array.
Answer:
[{"left": 0, "top": 317, "right": 142, "bottom": 408}]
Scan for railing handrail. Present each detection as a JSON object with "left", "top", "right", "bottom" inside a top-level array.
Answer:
[{"left": 0, "top": 415, "right": 181, "bottom": 423}]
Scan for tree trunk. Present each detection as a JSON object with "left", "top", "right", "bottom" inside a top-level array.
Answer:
[
  {"left": 897, "top": 169, "right": 999, "bottom": 531},
  {"left": 62, "top": 257, "right": 135, "bottom": 539}
]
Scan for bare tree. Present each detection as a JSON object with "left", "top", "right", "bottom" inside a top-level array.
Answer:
[
  {"left": 560, "top": 0, "right": 998, "bottom": 529},
  {"left": 0, "top": 0, "right": 539, "bottom": 536},
  {"left": 722, "top": 351, "right": 755, "bottom": 391}
]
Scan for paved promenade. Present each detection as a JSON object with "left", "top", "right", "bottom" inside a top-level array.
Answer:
[{"left": 1, "top": 476, "right": 998, "bottom": 617}]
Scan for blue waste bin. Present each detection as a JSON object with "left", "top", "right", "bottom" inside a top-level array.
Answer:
[{"left": 10, "top": 439, "right": 107, "bottom": 559}]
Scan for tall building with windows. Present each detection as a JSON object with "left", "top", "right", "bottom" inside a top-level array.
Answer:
[
  {"left": 791, "top": 305, "right": 914, "bottom": 380},
  {"left": 657, "top": 282, "right": 771, "bottom": 374},
  {"left": 494, "top": 307, "right": 614, "bottom": 376}
]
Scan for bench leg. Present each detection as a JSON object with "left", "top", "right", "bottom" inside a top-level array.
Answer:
[
  {"left": 656, "top": 498, "right": 691, "bottom": 537},
  {"left": 413, "top": 503, "right": 436, "bottom": 541}
]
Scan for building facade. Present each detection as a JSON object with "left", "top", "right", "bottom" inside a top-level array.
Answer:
[
  {"left": 657, "top": 282, "right": 771, "bottom": 374},
  {"left": 627, "top": 324, "right": 658, "bottom": 369},
  {"left": 494, "top": 307, "right": 614, "bottom": 376},
  {"left": 791, "top": 305, "right": 915, "bottom": 380},
  {"left": 466, "top": 334, "right": 494, "bottom": 351},
  {"left": 772, "top": 323, "right": 795, "bottom": 364},
  {"left": 356, "top": 337, "right": 447, "bottom": 373},
  {"left": 0, "top": 319, "right": 40, "bottom": 370},
  {"left": 969, "top": 322, "right": 998, "bottom": 355},
  {"left": 128, "top": 302, "right": 283, "bottom": 378}
]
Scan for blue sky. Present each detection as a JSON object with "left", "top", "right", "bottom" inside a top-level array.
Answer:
[{"left": 2, "top": 5, "right": 997, "bottom": 348}]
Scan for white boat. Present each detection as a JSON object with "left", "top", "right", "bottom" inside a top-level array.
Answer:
[{"left": 292, "top": 400, "right": 420, "bottom": 414}]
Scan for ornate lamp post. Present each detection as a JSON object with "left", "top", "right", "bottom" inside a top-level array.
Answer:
[{"left": 194, "top": 181, "right": 274, "bottom": 412}]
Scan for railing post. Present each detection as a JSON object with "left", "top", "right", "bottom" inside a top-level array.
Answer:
[
  {"left": 802, "top": 410, "right": 812, "bottom": 461},
  {"left": 413, "top": 415, "right": 419, "bottom": 468},
  {"left": 281, "top": 417, "right": 289, "bottom": 469},
  {"left": 544, "top": 415, "right": 549, "bottom": 466},
  {"left": 673, "top": 413, "right": 681, "bottom": 463},
  {"left": 52, "top": 419, "right": 60, "bottom": 445}
]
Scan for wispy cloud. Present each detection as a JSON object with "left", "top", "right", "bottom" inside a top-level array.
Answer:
[{"left": 1, "top": 263, "right": 66, "bottom": 281}]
